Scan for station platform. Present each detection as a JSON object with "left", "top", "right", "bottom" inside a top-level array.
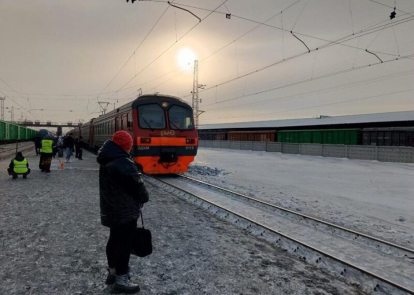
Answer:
[{"left": 0, "top": 150, "right": 358, "bottom": 294}]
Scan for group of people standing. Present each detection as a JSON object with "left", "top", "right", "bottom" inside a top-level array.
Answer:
[{"left": 33, "top": 132, "right": 85, "bottom": 171}]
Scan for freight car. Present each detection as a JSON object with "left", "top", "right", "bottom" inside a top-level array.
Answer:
[
  {"left": 68, "top": 94, "right": 198, "bottom": 174},
  {"left": 0, "top": 120, "right": 37, "bottom": 144},
  {"left": 199, "top": 126, "right": 414, "bottom": 147},
  {"left": 362, "top": 127, "right": 414, "bottom": 147},
  {"left": 277, "top": 129, "right": 361, "bottom": 145},
  {"left": 228, "top": 130, "right": 277, "bottom": 142}
]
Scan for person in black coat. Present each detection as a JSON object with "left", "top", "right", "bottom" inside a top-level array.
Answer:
[
  {"left": 75, "top": 136, "right": 84, "bottom": 160},
  {"left": 34, "top": 134, "right": 42, "bottom": 156},
  {"left": 63, "top": 133, "right": 75, "bottom": 163},
  {"left": 97, "top": 131, "right": 149, "bottom": 294}
]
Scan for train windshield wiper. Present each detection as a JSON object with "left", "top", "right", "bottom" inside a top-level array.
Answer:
[
  {"left": 169, "top": 120, "right": 183, "bottom": 132},
  {"left": 141, "top": 117, "right": 154, "bottom": 132}
]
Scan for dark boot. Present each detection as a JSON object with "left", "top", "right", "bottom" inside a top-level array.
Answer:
[
  {"left": 12, "top": 175, "right": 18, "bottom": 180},
  {"left": 111, "top": 274, "right": 140, "bottom": 294},
  {"left": 23, "top": 175, "right": 27, "bottom": 179},
  {"left": 106, "top": 268, "right": 116, "bottom": 285}
]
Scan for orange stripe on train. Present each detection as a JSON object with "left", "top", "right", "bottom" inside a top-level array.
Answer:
[{"left": 137, "top": 137, "right": 198, "bottom": 146}]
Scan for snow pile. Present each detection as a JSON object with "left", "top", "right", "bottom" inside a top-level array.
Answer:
[{"left": 186, "top": 164, "right": 229, "bottom": 177}]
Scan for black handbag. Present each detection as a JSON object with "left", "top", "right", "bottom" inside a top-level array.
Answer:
[{"left": 131, "top": 213, "right": 152, "bottom": 257}]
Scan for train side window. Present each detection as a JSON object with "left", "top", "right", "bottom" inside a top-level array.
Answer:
[
  {"left": 127, "top": 110, "right": 133, "bottom": 130},
  {"left": 116, "top": 117, "right": 121, "bottom": 131},
  {"left": 122, "top": 113, "right": 128, "bottom": 130}
]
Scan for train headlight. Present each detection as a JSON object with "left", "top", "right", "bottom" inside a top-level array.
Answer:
[
  {"left": 161, "top": 102, "right": 169, "bottom": 108},
  {"left": 141, "top": 138, "right": 151, "bottom": 143},
  {"left": 186, "top": 138, "right": 195, "bottom": 144}
]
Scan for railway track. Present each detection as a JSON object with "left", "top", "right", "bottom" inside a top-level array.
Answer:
[
  {"left": 0, "top": 142, "right": 34, "bottom": 161},
  {"left": 144, "top": 174, "right": 414, "bottom": 295}
]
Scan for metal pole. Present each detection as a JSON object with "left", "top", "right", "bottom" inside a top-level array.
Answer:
[
  {"left": 192, "top": 60, "right": 199, "bottom": 128},
  {"left": 0, "top": 97, "right": 5, "bottom": 120}
]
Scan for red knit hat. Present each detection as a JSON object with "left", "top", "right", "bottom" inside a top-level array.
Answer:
[{"left": 112, "top": 131, "right": 133, "bottom": 151}]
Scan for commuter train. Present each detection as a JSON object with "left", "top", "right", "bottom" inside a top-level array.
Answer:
[{"left": 69, "top": 94, "right": 198, "bottom": 174}]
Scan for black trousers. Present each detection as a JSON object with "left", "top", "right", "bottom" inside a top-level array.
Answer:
[
  {"left": 106, "top": 220, "right": 136, "bottom": 275},
  {"left": 76, "top": 148, "right": 82, "bottom": 159}
]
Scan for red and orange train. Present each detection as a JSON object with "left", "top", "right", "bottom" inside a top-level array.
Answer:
[{"left": 69, "top": 94, "right": 198, "bottom": 174}]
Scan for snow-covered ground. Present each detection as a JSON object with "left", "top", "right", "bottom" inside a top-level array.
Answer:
[
  {"left": 0, "top": 150, "right": 362, "bottom": 294},
  {"left": 187, "top": 148, "right": 414, "bottom": 248}
]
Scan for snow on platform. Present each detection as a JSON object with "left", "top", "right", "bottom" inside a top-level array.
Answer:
[
  {"left": 0, "top": 150, "right": 359, "bottom": 294},
  {"left": 188, "top": 148, "right": 414, "bottom": 248}
]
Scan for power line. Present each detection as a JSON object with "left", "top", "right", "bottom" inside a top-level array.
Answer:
[
  {"left": 104, "top": 0, "right": 229, "bottom": 103},
  {"left": 0, "top": 78, "right": 37, "bottom": 120},
  {"left": 180, "top": 15, "right": 414, "bottom": 100},
  {"left": 205, "top": 87, "right": 414, "bottom": 121},
  {"left": 96, "top": 5, "right": 171, "bottom": 99},
  {"left": 203, "top": 69, "right": 414, "bottom": 112},
  {"left": 201, "top": 54, "right": 413, "bottom": 110},
  {"left": 146, "top": 9, "right": 414, "bottom": 100}
]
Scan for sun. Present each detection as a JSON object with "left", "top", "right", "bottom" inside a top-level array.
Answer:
[{"left": 177, "top": 47, "right": 197, "bottom": 69}]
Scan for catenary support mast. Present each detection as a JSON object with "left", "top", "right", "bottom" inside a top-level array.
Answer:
[{"left": 192, "top": 60, "right": 205, "bottom": 128}]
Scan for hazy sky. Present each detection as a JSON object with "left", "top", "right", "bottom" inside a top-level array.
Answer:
[{"left": 1, "top": 0, "right": 414, "bottom": 128}]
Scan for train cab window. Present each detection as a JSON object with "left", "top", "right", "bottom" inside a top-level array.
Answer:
[
  {"left": 168, "top": 105, "right": 194, "bottom": 130},
  {"left": 138, "top": 104, "right": 166, "bottom": 129}
]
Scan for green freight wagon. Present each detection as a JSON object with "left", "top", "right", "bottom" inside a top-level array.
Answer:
[
  {"left": 9, "top": 123, "right": 18, "bottom": 140},
  {"left": 277, "top": 129, "right": 361, "bottom": 145},
  {"left": 0, "top": 120, "right": 5, "bottom": 141}
]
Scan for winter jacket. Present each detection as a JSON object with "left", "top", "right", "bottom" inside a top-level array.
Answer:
[
  {"left": 63, "top": 136, "right": 74, "bottom": 149},
  {"left": 9, "top": 154, "right": 29, "bottom": 171},
  {"left": 97, "top": 140, "right": 149, "bottom": 228},
  {"left": 75, "top": 138, "right": 84, "bottom": 149},
  {"left": 34, "top": 136, "right": 42, "bottom": 148}
]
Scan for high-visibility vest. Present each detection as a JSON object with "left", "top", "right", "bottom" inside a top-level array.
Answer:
[
  {"left": 40, "top": 139, "right": 53, "bottom": 153},
  {"left": 13, "top": 158, "right": 28, "bottom": 174}
]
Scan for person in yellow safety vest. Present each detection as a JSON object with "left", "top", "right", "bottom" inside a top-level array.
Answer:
[
  {"left": 8, "top": 152, "right": 31, "bottom": 179},
  {"left": 39, "top": 134, "right": 54, "bottom": 173}
]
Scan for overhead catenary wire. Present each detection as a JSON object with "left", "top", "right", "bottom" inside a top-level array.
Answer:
[
  {"left": 77, "top": 0, "right": 410, "bottom": 121},
  {"left": 0, "top": 78, "right": 37, "bottom": 120},
  {"left": 101, "top": 0, "right": 229, "bottom": 105},
  {"left": 143, "top": 9, "right": 414, "bottom": 102},
  {"left": 180, "top": 14, "right": 414, "bottom": 101},
  {"left": 203, "top": 69, "right": 414, "bottom": 112},
  {"left": 201, "top": 54, "right": 413, "bottom": 109},
  {"left": 113, "top": 0, "right": 303, "bottom": 99},
  {"left": 204, "top": 87, "right": 414, "bottom": 122},
  {"left": 95, "top": 4, "right": 171, "bottom": 100},
  {"left": 13, "top": 0, "right": 407, "bottom": 101}
]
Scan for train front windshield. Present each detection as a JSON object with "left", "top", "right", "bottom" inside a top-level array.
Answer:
[
  {"left": 168, "top": 105, "right": 194, "bottom": 130},
  {"left": 138, "top": 104, "right": 166, "bottom": 129}
]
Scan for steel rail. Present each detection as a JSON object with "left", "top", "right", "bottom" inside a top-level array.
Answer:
[
  {"left": 146, "top": 175, "right": 414, "bottom": 294},
  {"left": 177, "top": 174, "right": 414, "bottom": 256}
]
